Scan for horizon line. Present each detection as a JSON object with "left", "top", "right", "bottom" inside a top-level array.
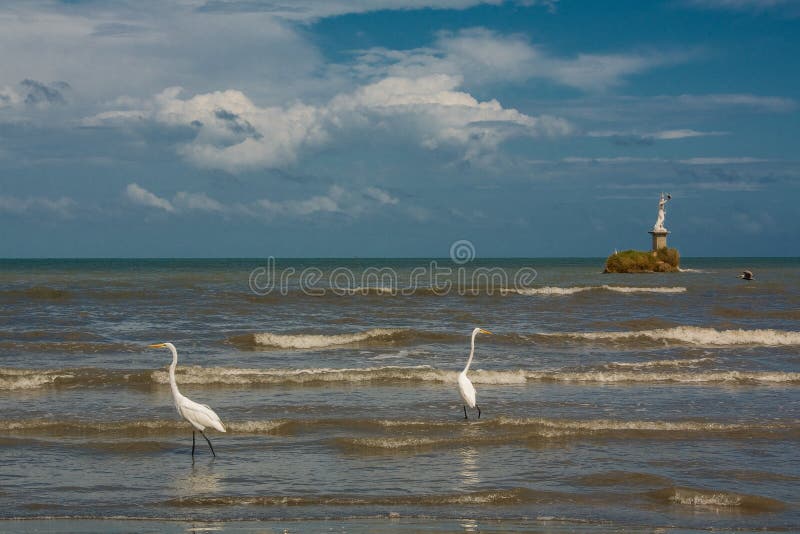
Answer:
[{"left": 1, "top": 256, "right": 797, "bottom": 261}]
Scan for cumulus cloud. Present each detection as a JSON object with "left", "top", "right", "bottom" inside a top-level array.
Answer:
[
  {"left": 88, "top": 75, "right": 572, "bottom": 172},
  {"left": 125, "top": 183, "right": 175, "bottom": 212}
]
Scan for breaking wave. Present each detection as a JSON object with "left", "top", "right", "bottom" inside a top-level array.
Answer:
[
  {"left": 332, "top": 417, "right": 798, "bottom": 451},
  {"left": 4, "top": 416, "right": 792, "bottom": 437},
  {"left": 228, "top": 328, "right": 460, "bottom": 350},
  {"left": 0, "top": 419, "right": 290, "bottom": 437},
  {"left": 507, "top": 285, "right": 686, "bottom": 296},
  {"left": 0, "top": 368, "right": 152, "bottom": 390},
  {"left": 158, "top": 485, "right": 784, "bottom": 512},
  {"left": 4, "top": 364, "right": 799, "bottom": 390},
  {"left": 162, "top": 487, "right": 574, "bottom": 507},
  {"left": 525, "top": 369, "right": 800, "bottom": 384},
  {"left": 152, "top": 365, "right": 454, "bottom": 385},
  {"left": 545, "top": 326, "right": 800, "bottom": 346},
  {"left": 649, "top": 486, "right": 786, "bottom": 512},
  {"left": 602, "top": 357, "right": 714, "bottom": 369}
]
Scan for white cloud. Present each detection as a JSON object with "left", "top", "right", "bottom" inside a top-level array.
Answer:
[
  {"left": 0, "top": 195, "right": 75, "bottom": 216},
  {"left": 534, "top": 93, "right": 796, "bottom": 127},
  {"left": 651, "top": 129, "right": 727, "bottom": 140},
  {"left": 89, "top": 75, "right": 572, "bottom": 172},
  {"left": 0, "top": 85, "right": 22, "bottom": 109},
  {"left": 0, "top": 4, "right": 324, "bottom": 107},
  {"left": 196, "top": 1, "right": 557, "bottom": 21},
  {"left": 365, "top": 187, "right": 399, "bottom": 205},
  {"left": 123, "top": 183, "right": 403, "bottom": 219},
  {"left": 173, "top": 191, "right": 226, "bottom": 212},
  {"left": 679, "top": 157, "right": 768, "bottom": 164},
  {"left": 562, "top": 156, "right": 662, "bottom": 164},
  {"left": 587, "top": 128, "right": 728, "bottom": 140},
  {"left": 561, "top": 156, "right": 771, "bottom": 166},
  {"left": 257, "top": 185, "right": 401, "bottom": 218},
  {"left": 675, "top": 93, "right": 796, "bottom": 112},
  {"left": 355, "top": 28, "right": 683, "bottom": 91},
  {"left": 125, "top": 183, "right": 175, "bottom": 212},
  {"left": 0, "top": 2, "right": 559, "bottom": 109}
]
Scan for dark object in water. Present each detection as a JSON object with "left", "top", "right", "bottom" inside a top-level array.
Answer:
[{"left": 739, "top": 270, "right": 754, "bottom": 281}]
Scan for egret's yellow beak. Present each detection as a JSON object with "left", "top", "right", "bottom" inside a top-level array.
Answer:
[
  {"left": 479, "top": 328, "right": 493, "bottom": 335},
  {"left": 148, "top": 343, "right": 166, "bottom": 348}
]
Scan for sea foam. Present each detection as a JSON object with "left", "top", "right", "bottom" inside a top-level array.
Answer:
[
  {"left": 547, "top": 326, "right": 800, "bottom": 346},
  {"left": 252, "top": 328, "right": 405, "bottom": 349},
  {"left": 508, "top": 285, "right": 686, "bottom": 296}
]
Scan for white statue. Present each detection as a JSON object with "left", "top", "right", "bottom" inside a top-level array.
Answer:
[{"left": 653, "top": 192, "right": 671, "bottom": 232}]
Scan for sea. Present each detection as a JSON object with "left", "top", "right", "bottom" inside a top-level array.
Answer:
[{"left": 0, "top": 257, "right": 798, "bottom": 533}]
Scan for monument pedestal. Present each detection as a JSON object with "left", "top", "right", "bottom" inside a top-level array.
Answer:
[{"left": 649, "top": 229, "right": 669, "bottom": 251}]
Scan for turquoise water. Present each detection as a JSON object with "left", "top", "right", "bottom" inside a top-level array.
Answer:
[{"left": 1, "top": 258, "right": 798, "bottom": 531}]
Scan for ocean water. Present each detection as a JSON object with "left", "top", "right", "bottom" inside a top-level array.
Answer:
[{"left": 1, "top": 257, "right": 798, "bottom": 532}]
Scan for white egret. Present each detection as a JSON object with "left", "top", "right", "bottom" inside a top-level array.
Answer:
[
  {"left": 458, "top": 328, "right": 492, "bottom": 420},
  {"left": 149, "top": 342, "right": 226, "bottom": 457}
]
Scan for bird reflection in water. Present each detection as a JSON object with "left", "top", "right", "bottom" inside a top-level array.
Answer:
[
  {"left": 174, "top": 462, "right": 221, "bottom": 496},
  {"left": 459, "top": 446, "right": 481, "bottom": 488}
]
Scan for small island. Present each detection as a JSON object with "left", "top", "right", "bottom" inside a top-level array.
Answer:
[{"left": 604, "top": 192, "right": 680, "bottom": 273}]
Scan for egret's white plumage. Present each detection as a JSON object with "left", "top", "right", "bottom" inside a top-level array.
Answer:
[
  {"left": 458, "top": 328, "right": 491, "bottom": 419},
  {"left": 149, "top": 342, "right": 225, "bottom": 456}
]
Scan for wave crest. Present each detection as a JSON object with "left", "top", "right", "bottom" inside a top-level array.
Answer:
[
  {"left": 252, "top": 328, "right": 404, "bottom": 349},
  {"left": 153, "top": 365, "right": 453, "bottom": 385},
  {"left": 649, "top": 486, "right": 786, "bottom": 512},
  {"left": 546, "top": 326, "right": 800, "bottom": 346},
  {"left": 229, "top": 328, "right": 461, "bottom": 350},
  {"left": 4, "top": 364, "right": 799, "bottom": 390},
  {"left": 508, "top": 285, "right": 686, "bottom": 296},
  {"left": 163, "top": 488, "right": 546, "bottom": 507}
]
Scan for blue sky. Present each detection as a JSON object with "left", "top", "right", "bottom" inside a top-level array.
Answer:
[{"left": 0, "top": 0, "right": 798, "bottom": 257}]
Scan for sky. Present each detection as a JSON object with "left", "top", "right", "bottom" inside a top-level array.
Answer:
[{"left": 0, "top": 0, "right": 798, "bottom": 258}]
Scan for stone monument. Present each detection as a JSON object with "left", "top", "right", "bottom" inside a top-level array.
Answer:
[
  {"left": 603, "top": 193, "right": 679, "bottom": 273},
  {"left": 648, "top": 192, "right": 671, "bottom": 252}
]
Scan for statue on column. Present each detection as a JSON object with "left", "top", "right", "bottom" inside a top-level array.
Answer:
[{"left": 653, "top": 192, "right": 671, "bottom": 232}]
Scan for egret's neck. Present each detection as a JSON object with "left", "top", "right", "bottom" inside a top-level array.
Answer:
[
  {"left": 167, "top": 345, "right": 182, "bottom": 400},
  {"left": 463, "top": 331, "right": 477, "bottom": 373}
]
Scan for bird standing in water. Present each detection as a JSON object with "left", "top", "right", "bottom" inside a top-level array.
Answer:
[
  {"left": 458, "top": 328, "right": 492, "bottom": 419},
  {"left": 149, "top": 342, "right": 226, "bottom": 457}
]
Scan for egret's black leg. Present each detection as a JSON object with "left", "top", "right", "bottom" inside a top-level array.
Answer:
[
  {"left": 192, "top": 431, "right": 196, "bottom": 456},
  {"left": 201, "top": 430, "right": 216, "bottom": 457},
  {"left": 463, "top": 405, "right": 468, "bottom": 419},
  {"left": 477, "top": 405, "right": 481, "bottom": 419}
]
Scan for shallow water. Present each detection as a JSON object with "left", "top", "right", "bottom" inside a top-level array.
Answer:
[{"left": 1, "top": 258, "right": 799, "bottom": 531}]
